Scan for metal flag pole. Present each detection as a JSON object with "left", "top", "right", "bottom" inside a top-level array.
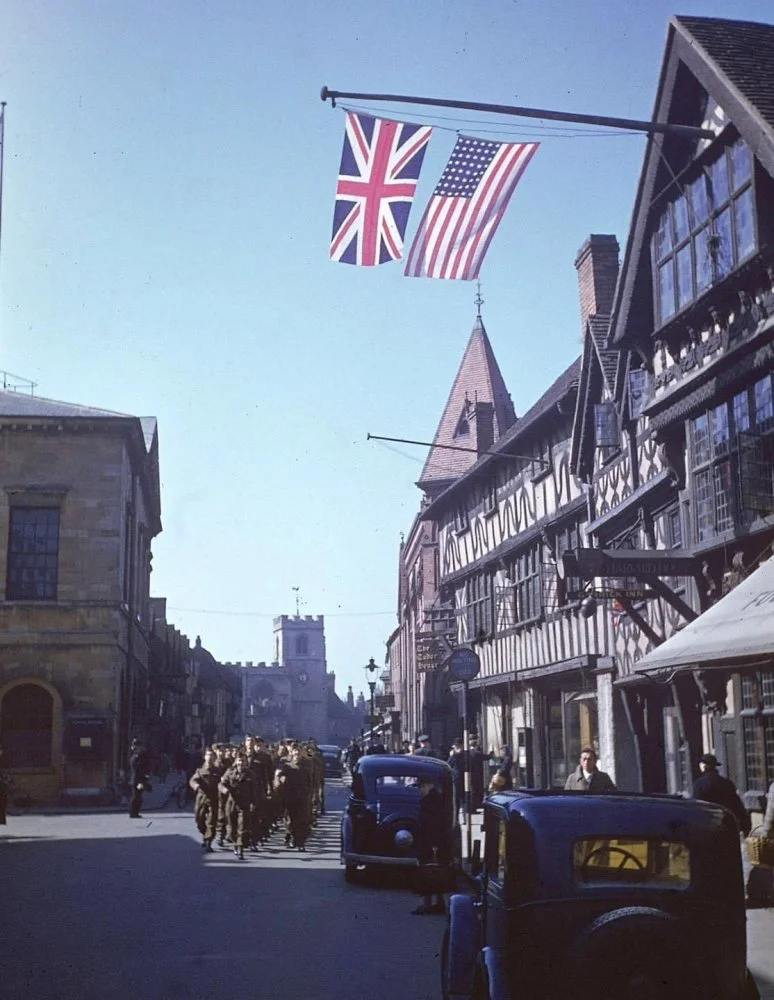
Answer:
[{"left": 320, "top": 86, "right": 716, "bottom": 141}]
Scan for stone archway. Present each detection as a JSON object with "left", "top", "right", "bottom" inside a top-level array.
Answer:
[{"left": 1, "top": 682, "right": 55, "bottom": 768}]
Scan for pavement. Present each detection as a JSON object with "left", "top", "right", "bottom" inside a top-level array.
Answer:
[{"left": 9, "top": 769, "right": 189, "bottom": 816}]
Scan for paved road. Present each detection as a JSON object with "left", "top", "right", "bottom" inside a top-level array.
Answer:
[
  {"left": 4, "top": 781, "right": 774, "bottom": 999},
  {"left": 0, "top": 781, "right": 444, "bottom": 1000}
]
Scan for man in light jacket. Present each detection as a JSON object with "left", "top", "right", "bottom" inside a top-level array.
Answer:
[{"left": 564, "top": 747, "right": 617, "bottom": 793}]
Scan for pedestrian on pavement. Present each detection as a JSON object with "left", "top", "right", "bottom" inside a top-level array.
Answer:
[
  {"left": 412, "top": 775, "right": 451, "bottom": 916},
  {"left": 692, "top": 753, "right": 751, "bottom": 835},
  {"left": 414, "top": 735, "right": 440, "bottom": 759},
  {"left": 564, "top": 747, "right": 617, "bottom": 793},
  {"left": 761, "top": 778, "right": 774, "bottom": 839},
  {"left": 447, "top": 739, "right": 466, "bottom": 818},
  {"left": 468, "top": 737, "right": 485, "bottom": 812},
  {"left": 128, "top": 738, "right": 151, "bottom": 818},
  {"left": 189, "top": 748, "right": 221, "bottom": 852}
]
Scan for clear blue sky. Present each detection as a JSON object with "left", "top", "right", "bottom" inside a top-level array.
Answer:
[{"left": 1, "top": 0, "right": 771, "bottom": 703}]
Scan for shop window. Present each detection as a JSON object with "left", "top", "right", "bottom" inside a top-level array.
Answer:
[
  {"left": 1, "top": 683, "right": 54, "bottom": 768},
  {"left": 545, "top": 689, "right": 598, "bottom": 789},
  {"left": 741, "top": 672, "right": 774, "bottom": 790},
  {"left": 6, "top": 507, "right": 60, "bottom": 601},
  {"left": 652, "top": 137, "right": 757, "bottom": 327}
]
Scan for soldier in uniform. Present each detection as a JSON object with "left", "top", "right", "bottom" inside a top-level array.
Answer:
[
  {"left": 189, "top": 747, "right": 221, "bottom": 852},
  {"left": 276, "top": 744, "right": 311, "bottom": 851},
  {"left": 219, "top": 753, "right": 254, "bottom": 860}
]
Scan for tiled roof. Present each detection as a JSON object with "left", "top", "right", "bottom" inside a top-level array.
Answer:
[
  {"left": 418, "top": 318, "right": 516, "bottom": 489},
  {"left": 422, "top": 356, "right": 580, "bottom": 517},
  {"left": 674, "top": 16, "right": 774, "bottom": 132},
  {"left": 0, "top": 390, "right": 133, "bottom": 420}
]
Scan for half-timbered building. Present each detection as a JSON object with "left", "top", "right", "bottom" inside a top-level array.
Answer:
[
  {"left": 573, "top": 15, "right": 774, "bottom": 797},
  {"left": 410, "top": 236, "right": 643, "bottom": 788}
]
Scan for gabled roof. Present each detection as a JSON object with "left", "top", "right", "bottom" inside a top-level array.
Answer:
[
  {"left": 417, "top": 317, "right": 516, "bottom": 491},
  {"left": 611, "top": 15, "right": 774, "bottom": 346},
  {"left": 570, "top": 315, "right": 629, "bottom": 477}
]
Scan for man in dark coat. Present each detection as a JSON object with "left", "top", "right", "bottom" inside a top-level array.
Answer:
[
  {"left": 128, "top": 739, "right": 150, "bottom": 818},
  {"left": 564, "top": 747, "right": 617, "bottom": 793},
  {"left": 468, "top": 738, "right": 485, "bottom": 811},
  {"left": 412, "top": 775, "right": 451, "bottom": 916},
  {"left": 447, "top": 740, "right": 466, "bottom": 817},
  {"left": 692, "top": 753, "right": 751, "bottom": 835}
]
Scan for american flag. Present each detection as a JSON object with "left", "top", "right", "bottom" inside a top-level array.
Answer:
[
  {"left": 404, "top": 136, "right": 539, "bottom": 280},
  {"left": 330, "top": 112, "right": 432, "bottom": 267}
]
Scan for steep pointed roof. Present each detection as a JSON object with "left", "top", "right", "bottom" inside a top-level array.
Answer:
[
  {"left": 417, "top": 317, "right": 516, "bottom": 492},
  {"left": 611, "top": 14, "right": 774, "bottom": 346}
]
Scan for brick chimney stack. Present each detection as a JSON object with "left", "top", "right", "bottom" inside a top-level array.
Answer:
[{"left": 574, "top": 234, "right": 620, "bottom": 327}]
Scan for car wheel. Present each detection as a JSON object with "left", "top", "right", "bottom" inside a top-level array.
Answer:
[
  {"left": 344, "top": 863, "right": 360, "bottom": 884},
  {"left": 443, "top": 894, "right": 480, "bottom": 998}
]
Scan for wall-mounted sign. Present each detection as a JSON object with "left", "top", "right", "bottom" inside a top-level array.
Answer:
[{"left": 446, "top": 647, "right": 481, "bottom": 682}]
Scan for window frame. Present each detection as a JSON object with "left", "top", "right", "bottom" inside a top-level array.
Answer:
[
  {"left": 688, "top": 376, "right": 774, "bottom": 543},
  {"left": 6, "top": 506, "right": 61, "bottom": 601},
  {"left": 651, "top": 136, "right": 756, "bottom": 329}
]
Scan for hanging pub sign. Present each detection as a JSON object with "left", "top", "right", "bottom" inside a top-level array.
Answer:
[
  {"left": 628, "top": 368, "right": 654, "bottom": 419},
  {"left": 594, "top": 402, "right": 619, "bottom": 447},
  {"left": 446, "top": 647, "right": 481, "bottom": 682}
]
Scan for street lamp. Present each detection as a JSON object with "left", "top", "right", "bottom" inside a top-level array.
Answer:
[{"left": 365, "top": 657, "right": 378, "bottom": 746}]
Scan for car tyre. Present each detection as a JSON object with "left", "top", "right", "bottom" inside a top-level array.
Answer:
[
  {"left": 442, "top": 894, "right": 480, "bottom": 999},
  {"left": 344, "top": 863, "right": 360, "bottom": 884}
]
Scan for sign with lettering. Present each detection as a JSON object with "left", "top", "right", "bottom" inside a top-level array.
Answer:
[
  {"left": 563, "top": 548, "right": 698, "bottom": 580},
  {"left": 447, "top": 647, "right": 481, "bottom": 682}
]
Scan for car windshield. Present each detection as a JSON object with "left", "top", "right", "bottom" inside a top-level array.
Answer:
[{"left": 573, "top": 837, "right": 691, "bottom": 888}]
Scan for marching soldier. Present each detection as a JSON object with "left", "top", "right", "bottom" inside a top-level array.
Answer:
[
  {"left": 276, "top": 744, "right": 311, "bottom": 851},
  {"left": 189, "top": 747, "right": 220, "bottom": 852},
  {"left": 219, "top": 753, "right": 254, "bottom": 860}
]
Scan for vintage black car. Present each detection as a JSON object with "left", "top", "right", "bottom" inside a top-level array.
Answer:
[
  {"left": 341, "top": 754, "right": 460, "bottom": 883},
  {"left": 318, "top": 744, "right": 343, "bottom": 778},
  {"left": 443, "top": 791, "right": 758, "bottom": 1000}
]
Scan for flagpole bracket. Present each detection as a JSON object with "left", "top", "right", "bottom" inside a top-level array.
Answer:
[{"left": 320, "top": 86, "right": 336, "bottom": 108}]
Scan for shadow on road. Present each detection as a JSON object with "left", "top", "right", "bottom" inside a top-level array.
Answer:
[{"left": 0, "top": 809, "right": 443, "bottom": 1000}]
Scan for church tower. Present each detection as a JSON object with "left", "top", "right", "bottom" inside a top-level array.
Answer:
[{"left": 273, "top": 614, "right": 328, "bottom": 741}]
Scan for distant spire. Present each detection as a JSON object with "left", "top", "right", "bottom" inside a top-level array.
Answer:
[{"left": 474, "top": 282, "right": 484, "bottom": 320}]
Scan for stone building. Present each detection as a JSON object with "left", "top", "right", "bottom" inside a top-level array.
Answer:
[
  {"left": 0, "top": 390, "right": 160, "bottom": 802},
  {"left": 236, "top": 614, "right": 360, "bottom": 744}
]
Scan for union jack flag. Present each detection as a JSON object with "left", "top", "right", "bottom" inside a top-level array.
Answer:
[{"left": 330, "top": 112, "right": 433, "bottom": 267}]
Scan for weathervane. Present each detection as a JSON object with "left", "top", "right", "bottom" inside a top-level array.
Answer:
[
  {"left": 474, "top": 282, "right": 484, "bottom": 320},
  {"left": 292, "top": 586, "right": 301, "bottom": 616}
]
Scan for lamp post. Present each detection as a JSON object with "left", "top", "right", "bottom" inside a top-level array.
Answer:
[{"left": 365, "top": 657, "right": 378, "bottom": 746}]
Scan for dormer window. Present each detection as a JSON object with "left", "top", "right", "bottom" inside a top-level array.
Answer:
[
  {"left": 454, "top": 412, "right": 470, "bottom": 437},
  {"left": 652, "top": 136, "right": 755, "bottom": 328}
]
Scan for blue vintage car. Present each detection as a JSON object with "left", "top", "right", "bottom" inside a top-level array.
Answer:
[
  {"left": 443, "top": 790, "right": 758, "bottom": 1000},
  {"left": 341, "top": 754, "right": 460, "bottom": 883}
]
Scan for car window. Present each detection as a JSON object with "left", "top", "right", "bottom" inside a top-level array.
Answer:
[
  {"left": 573, "top": 837, "right": 691, "bottom": 887},
  {"left": 485, "top": 815, "right": 507, "bottom": 882},
  {"left": 376, "top": 775, "right": 422, "bottom": 792}
]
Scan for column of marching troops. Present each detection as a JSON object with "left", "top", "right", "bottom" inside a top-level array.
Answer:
[{"left": 188, "top": 735, "right": 326, "bottom": 860}]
